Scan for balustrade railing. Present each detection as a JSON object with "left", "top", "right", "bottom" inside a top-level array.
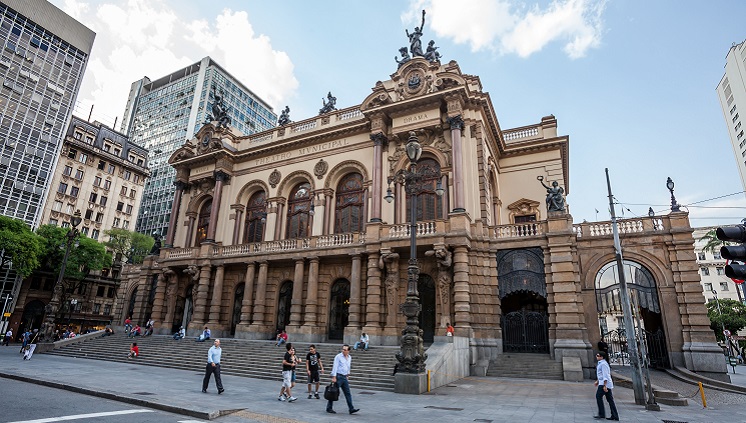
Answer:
[
  {"left": 503, "top": 126, "right": 539, "bottom": 141},
  {"left": 574, "top": 217, "right": 667, "bottom": 238},
  {"left": 494, "top": 222, "right": 545, "bottom": 239},
  {"left": 337, "top": 109, "right": 362, "bottom": 120},
  {"left": 292, "top": 121, "right": 317, "bottom": 133},
  {"left": 388, "top": 221, "right": 438, "bottom": 239},
  {"left": 165, "top": 247, "right": 196, "bottom": 259}
]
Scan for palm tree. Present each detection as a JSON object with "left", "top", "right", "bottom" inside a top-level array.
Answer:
[{"left": 699, "top": 229, "right": 725, "bottom": 255}]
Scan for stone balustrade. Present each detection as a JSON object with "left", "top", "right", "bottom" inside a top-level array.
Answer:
[
  {"left": 164, "top": 247, "right": 197, "bottom": 259},
  {"left": 572, "top": 216, "right": 668, "bottom": 238},
  {"left": 503, "top": 125, "right": 540, "bottom": 142},
  {"left": 387, "top": 221, "right": 440, "bottom": 239},
  {"left": 493, "top": 222, "right": 546, "bottom": 239}
]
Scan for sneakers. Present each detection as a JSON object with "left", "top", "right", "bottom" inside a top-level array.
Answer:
[
  {"left": 278, "top": 395, "right": 286, "bottom": 401},
  {"left": 308, "top": 394, "right": 313, "bottom": 399},
  {"left": 314, "top": 392, "right": 320, "bottom": 399},
  {"left": 287, "top": 396, "right": 297, "bottom": 402}
]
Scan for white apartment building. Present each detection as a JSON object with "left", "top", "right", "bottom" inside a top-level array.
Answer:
[
  {"left": 717, "top": 40, "right": 746, "bottom": 192},
  {"left": 693, "top": 227, "right": 744, "bottom": 303}
]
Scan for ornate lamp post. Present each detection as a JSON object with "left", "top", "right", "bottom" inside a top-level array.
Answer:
[
  {"left": 666, "top": 177, "right": 681, "bottom": 212},
  {"left": 40, "top": 210, "right": 82, "bottom": 341},
  {"left": 384, "top": 132, "right": 443, "bottom": 378}
]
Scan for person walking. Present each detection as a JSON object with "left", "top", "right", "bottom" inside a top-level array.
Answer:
[
  {"left": 3, "top": 328, "right": 12, "bottom": 346},
  {"left": 202, "top": 339, "right": 224, "bottom": 394},
  {"left": 306, "top": 344, "right": 324, "bottom": 399},
  {"left": 593, "top": 351, "right": 619, "bottom": 421},
  {"left": 327, "top": 344, "right": 359, "bottom": 414},
  {"left": 278, "top": 343, "right": 297, "bottom": 402}
]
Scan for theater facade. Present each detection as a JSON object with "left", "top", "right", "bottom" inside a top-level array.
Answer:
[{"left": 116, "top": 57, "right": 726, "bottom": 378}]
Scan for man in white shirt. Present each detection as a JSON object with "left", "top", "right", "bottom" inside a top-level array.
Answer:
[
  {"left": 3, "top": 328, "right": 12, "bottom": 346},
  {"left": 593, "top": 351, "right": 618, "bottom": 420},
  {"left": 202, "top": 339, "right": 224, "bottom": 394},
  {"left": 326, "top": 344, "right": 359, "bottom": 414}
]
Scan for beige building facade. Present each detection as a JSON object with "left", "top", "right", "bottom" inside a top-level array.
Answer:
[
  {"left": 118, "top": 58, "right": 726, "bottom": 378},
  {"left": 40, "top": 115, "right": 149, "bottom": 240}
]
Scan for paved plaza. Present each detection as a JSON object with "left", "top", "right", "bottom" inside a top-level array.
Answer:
[{"left": 0, "top": 346, "right": 745, "bottom": 422}]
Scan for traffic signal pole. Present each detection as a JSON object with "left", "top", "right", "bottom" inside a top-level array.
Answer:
[{"left": 605, "top": 168, "right": 646, "bottom": 405}]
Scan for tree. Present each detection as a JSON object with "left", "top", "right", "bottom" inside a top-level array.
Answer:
[
  {"left": 103, "top": 228, "right": 155, "bottom": 265},
  {"left": 706, "top": 298, "right": 746, "bottom": 342},
  {"left": 698, "top": 229, "right": 727, "bottom": 254},
  {"left": 0, "top": 215, "right": 43, "bottom": 277}
]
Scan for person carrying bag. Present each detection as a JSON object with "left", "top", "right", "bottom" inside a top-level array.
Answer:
[{"left": 324, "top": 381, "right": 339, "bottom": 402}]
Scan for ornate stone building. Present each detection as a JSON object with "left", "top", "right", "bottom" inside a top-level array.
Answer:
[{"left": 117, "top": 57, "right": 726, "bottom": 378}]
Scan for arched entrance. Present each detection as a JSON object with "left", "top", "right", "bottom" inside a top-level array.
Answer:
[
  {"left": 231, "top": 283, "right": 244, "bottom": 336},
  {"left": 276, "top": 281, "right": 293, "bottom": 331},
  {"left": 596, "top": 260, "right": 669, "bottom": 368},
  {"left": 177, "top": 285, "right": 194, "bottom": 332},
  {"left": 19, "top": 300, "right": 45, "bottom": 335},
  {"left": 126, "top": 288, "right": 138, "bottom": 322},
  {"left": 496, "top": 248, "right": 549, "bottom": 353},
  {"left": 328, "top": 279, "right": 350, "bottom": 340},
  {"left": 418, "top": 274, "right": 436, "bottom": 343}
]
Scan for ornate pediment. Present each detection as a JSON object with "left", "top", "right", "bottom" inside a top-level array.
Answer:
[{"left": 507, "top": 198, "right": 541, "bottom": 222}]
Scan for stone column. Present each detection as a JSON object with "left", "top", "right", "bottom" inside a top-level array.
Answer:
[
  {"left": 231, "top": 205, "right": 244, "bottom": 245},
  {"left": 302, "top": 257, "right": 320, "bottom": 331},
  {"left": 369, "top": 133, "right": 386, "bottom": 222},
  {"left": 348, "top": 254, "right": 362, "bottom": 329},
  {"left": 311, "top": 193, "right": 324, "bottom": 236},
  {"left": 207, "top": 264, "right": 225, "bottom": 329},
  {"left": 163, "top": 277, "right": 178, "bottom": 333},
  {"left": 206, "top": 171, "right": 229, "bottom": 242},
  {"left": 452, "top": 245, "right": 471, "bottom": 330},
  {"left": 273, "top": 201, "right": 285, "bottom": 241},
  {"left": 185, "top": 213, "right": 196, "bottom": 247},
  {"left": 188, "top": 264, "right": 212, "bottom": 331},
  {"left": 324, "top": 192, "right": 333, "bottom": 234},
  {"left": 250, "top": 261, "right": 269, "bottom": 331},
  {"left": 149, "top": 270, "right": 168, "bottom": 325},
  {"left": 165, "top": 181, "right": 187, "bottom": 247},
  {"left": 237, "top": 262, "right": 256, "bottom": 327},
  {"left": 447, "top": 115, "right": 465, "bottom": 213},
  {"left": 288, "top": 258, "right": 305, "bottom": 329},
  {"left": 363, "top": 251, "right": 382, "bottom": 335}
]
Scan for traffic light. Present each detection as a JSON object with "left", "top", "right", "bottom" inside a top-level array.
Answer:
[{"left": 716, "top": 224, "right": 746, "bottom": 279}]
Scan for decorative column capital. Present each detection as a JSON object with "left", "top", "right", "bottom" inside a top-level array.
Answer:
[
  {"left": 214, "top": 170, "right": 230, "bottom": 182},
  {"left": 174, "top": 180, "right": 189, "bottom": 190},
  {"left": 447, "top": 115, "right": 464, "bottom": 131},
  {"left": 370, "top": 132, "right": 388, "bottom": 147}
]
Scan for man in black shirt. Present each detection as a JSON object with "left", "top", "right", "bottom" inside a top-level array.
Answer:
[
  {"left": 278, "top": 343, "right": 297, "bottom": 402},
  {"left": 306, "top": 344, "right": 324, "bottom": 399}
]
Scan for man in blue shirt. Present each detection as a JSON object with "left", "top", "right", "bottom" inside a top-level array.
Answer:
[
  {"left": 202, "top": 339, "right": 224, "bottom": 394},
  {"left": 327, "top": 344, "right": 359, "bottom": 414}
]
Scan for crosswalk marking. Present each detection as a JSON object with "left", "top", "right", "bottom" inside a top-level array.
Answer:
[{"left": 7, "top": 409, "right": 154, "bottom": 423}]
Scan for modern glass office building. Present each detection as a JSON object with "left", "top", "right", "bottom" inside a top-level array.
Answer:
[
  {"left": 0, "top": 0, "right": 94, "bottom": 334},
  {"left": 120, "top": 57, "right": 276, "bottom": 237}
]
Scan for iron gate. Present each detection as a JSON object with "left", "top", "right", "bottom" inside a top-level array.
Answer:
[
  {"left": 502, "top": 310, "right": 549, "bottom": 353},
  {"left": 602, "top": 328, "right": 669, "bottom": 369}
]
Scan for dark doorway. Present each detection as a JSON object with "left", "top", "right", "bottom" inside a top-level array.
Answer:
[
  {"left": 328, "top": 279, "right": 350, "bottom": 340},
  {"left": 19, "top": 300, "right": 45, "bottom": 336},
  {"left": 231, "top": 283, "right": 245, "bottom": 336},
  {"left": 501, "top": 291, "right": 549, "bottom": 353},
  {"left": 418, "top": 274, "right": 436, "bottom": 343},
  {"left": 276, "top": 281, "right": 293, "bottom": 331},
  {"left": 176, "top": 285, "right": 194, "bottom": 332},
  {"left": 127, "top": 288, "right": 138, "bottom": 322}
]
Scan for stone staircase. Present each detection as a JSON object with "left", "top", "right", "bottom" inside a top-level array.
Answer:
[
  {"left": 486, "top": 353, "right": 564, "bottom": 380},
  {"left": 46, "top": 333, "right": 398, "bottom": 392}
]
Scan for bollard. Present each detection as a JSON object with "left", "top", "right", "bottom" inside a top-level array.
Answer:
[
  {"left": 427, "top": 369, "right": 431, "bottom": 392},
  {"left": 698, "top": 382, "right": 706, "bottom": 408}
]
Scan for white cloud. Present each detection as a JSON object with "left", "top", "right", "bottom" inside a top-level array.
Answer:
[
  {"left": 53, "top": 0, "right": 297, "bottom": 128},
  {"left": 404, "top": 0, "right": 606, "bottom": 59}
]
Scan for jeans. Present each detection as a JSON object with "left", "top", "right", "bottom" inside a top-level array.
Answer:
[
  {"left": 353, "top": 341, "right": 368, "bottom": 350},
  {"left": 327, "top": 374, "right": 355, "bottom": 412},
  {"left": 595, "top": 386, "right": 619, "bottom": 419},
  {"left": 276, "top": 338, "right": 286, "bottom": 347}
]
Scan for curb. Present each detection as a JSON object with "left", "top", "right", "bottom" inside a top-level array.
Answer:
[{"left": 0, "top": 371, "right": 234, "bottom": 420}]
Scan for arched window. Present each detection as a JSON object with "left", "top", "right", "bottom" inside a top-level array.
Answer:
[
  {"left": 244, "top": 191, "right": 266, "bottom": 243},
  {"left": 286, "top": 182, "right": 311, "bottom": 239},
  {"left": 335, "top": 173, "right": 364, "bottom": 233},
  {"left": 195, "top": 199, "right": 212, "bottom": 245},
  {"left": 407, "top": 158, "right": 443, "bottom": 221}
]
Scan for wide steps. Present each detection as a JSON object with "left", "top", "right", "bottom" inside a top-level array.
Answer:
[
  {"left": 486, "top": 353, "right": 564, "bottom": 380},
  {"left": 47, "top": 334, "right": 398, "bottom": 391}
]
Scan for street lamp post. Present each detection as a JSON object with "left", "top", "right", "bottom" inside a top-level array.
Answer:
[
  {"left": 666, "top": 177, "right": 681, "bottom": 212},
  {"left": 0, "top": 292, "right": 13, "bottom": 335},
  {"left": 40, "top": 210, "right": 82, "bottom": 342},
  {"left": 384, "top": 132, "right": 443, "bottom": 379}
]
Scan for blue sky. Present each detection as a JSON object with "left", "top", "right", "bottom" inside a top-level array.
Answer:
[{"left": 52, "top": 0, "right": 746, "bottom": 227}]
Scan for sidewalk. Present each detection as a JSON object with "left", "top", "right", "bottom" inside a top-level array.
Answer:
[{"left": 1, "top": 345, "right": 745, "bottom": 422}]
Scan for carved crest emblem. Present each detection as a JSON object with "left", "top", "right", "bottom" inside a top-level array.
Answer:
[
  {"left": 314, "top": 159, "right": 328, "bottom": 179},
  {"left": 269, "top": 169, "right": 281, "bottom": 188}
]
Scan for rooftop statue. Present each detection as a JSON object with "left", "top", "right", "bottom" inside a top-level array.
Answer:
[
  {"left": 208, "top": 86, "right": 231, "bottom": 129},
  {"left": 406, "top": 10, "right": 426, "bottom": 57},
  {"left": 319, "top": 91, "right": 337, "bottom": 114},
  {"left": 277, "top": 106, "right": 291, "bottom": 126},
  {"left": 537, "top": 176, "right": 566, "bottom": 212},
  {"left": 424, "top": 40, "right": 441, "bottom": 62},
  {"left": 395, "top": 47, "right": 411, "bottom": 68}
]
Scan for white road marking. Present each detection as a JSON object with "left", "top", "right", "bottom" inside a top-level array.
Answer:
[
  {"left": 177, "top": 421, "right": 207, "bottom": 423},
  {"left": 7, "top": 409, "right": 154, "bottom": 423}
]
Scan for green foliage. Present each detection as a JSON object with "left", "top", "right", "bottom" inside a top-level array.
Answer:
[
  {"left": 36, "top": 224, "right": 112, "bottom": 280},
  {"left": 103, "top": 228, "right": 155, "bottom": 264},
  {"left": 698, "top": 229, "right": 726, "bottom": 254},
  {"left": 0, "top": 215, "right": 43, "bottom": 277},
  {"left": 706, "top": 298, "right": 746, "bottom": 342}
]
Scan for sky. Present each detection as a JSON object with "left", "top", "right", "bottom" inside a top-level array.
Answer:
[{"left": 50, "top": 0, "right": 746, "bottom": 228}]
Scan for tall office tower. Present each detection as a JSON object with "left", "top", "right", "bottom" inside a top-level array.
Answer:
[
  {"left": 717, "top": 40, "right": 746, "bottom": 192},
  {"left": 120, "top": 57, "right": 276, "bottom": 238},
  {"left": 0, "top": 0, "right": 94, "bottom": 333}
]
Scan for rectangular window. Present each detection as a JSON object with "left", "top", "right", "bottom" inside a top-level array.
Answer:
[
  {"left": 63, "top": 165, "right": 72, "bottom": 176},
  {"left": 95, "top": 212, "right": 103, "bottom": 223},
  {"left": 53, "top": 201, "right": 63, "bottom": 211},
  {"left": 70, "top": 186, "right": 79, "bottom": 197},
  {"left": 79, "top": 153, "right": 88, "bottom": 163},
  {"left": 104, "top": 180, "right": 111, "bottom": 190},
  {"left": 97, "top": 160, "right": 105, "bottom": 170},
  {"left": 74, "top": 169, "right": 84, "bottom": 180},
  {"left": 107, "top": 287, "right": 115, "bottom": 298},
  {"left": 697, "top": 252, "right": 706, "bottom": 260},
  {"left": 49, "top": 218, "right": 58, "bottom": 226},
  {"left": 124, "top": 170, "right": 131, "bottom": 180},
  {"left": 113, "top": 217, "right": 120, "bottom": 227},
  {"left": 85, "top": 136, "right": 94, "bottom": 144},
  {"left": 116, "top": 201, "right": 124, "bottom": 211},
  {"left": 103, "top": 304, "right": 112, "bottom": 315},
  {"left": 85, "top": 209, "right": 93, "bottom": 220},
  {"left": 123, "top": 220, "right": 129, "bottom": 229},
  {"left": 120, "top": 186, "right": 127, "bottom": 196},
  {"left": 89, "top": 192, "right": 97, "bottom": 203},
  {"left": 704, "top": 282, "right": 713, "bottom": 291},
  {"left": 720, "top": 282, "right": 729, "bottom": 291},
  {"left": 80, "top": 227, "right": 89, "bottom": 235},
  {"left": 103, "top": 143, "right": 111, "bottom": 152},
  {"left": 730, "top": 104, "right": 737, "bottom": 115},
  {"left": 107, "top": 164, "right": 115, "bottom": 174},
  {"left": 66, "top": 204, "right": 75, "bottom": 215},
  {"left": 130, "top": 189, "right": 136, "bottom": 199},
  {"left": 96, "top": 286, "right": 105, "bottom": 296},
  {"left": 126, "top": 204, "right": 133, "bottom": 214},
  {"left": 714, "top": 252, "right": 722, "bottom": 260},
  {"left": 100, "top": 196, "right": 108, "bottom": 206},
  {"left": 734, "top": 113, "right": 739, "bottom": 123},
  {"left": 94, "top": 176, "right": 102, "bottom": 186},
  {"left": 716, "top": 267, "right": 724, "bottom": 275},
  {"left": 58, "top": 182, "right": 68, "bottom": 193},
  {"left": 67, "top": 148, "right": 77, "bottom": 159},
  {"left": 93, "top": 303, "right": 101, "bottom": 314},
  {"left": 701, "top": 267, "right": 710, "bottom": 276},
  {"left": 91, "top": 229, "right": 99, "bottom": 239},
  {"left": 134, "top": 175, "right": 141, "bottom": 184}
]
